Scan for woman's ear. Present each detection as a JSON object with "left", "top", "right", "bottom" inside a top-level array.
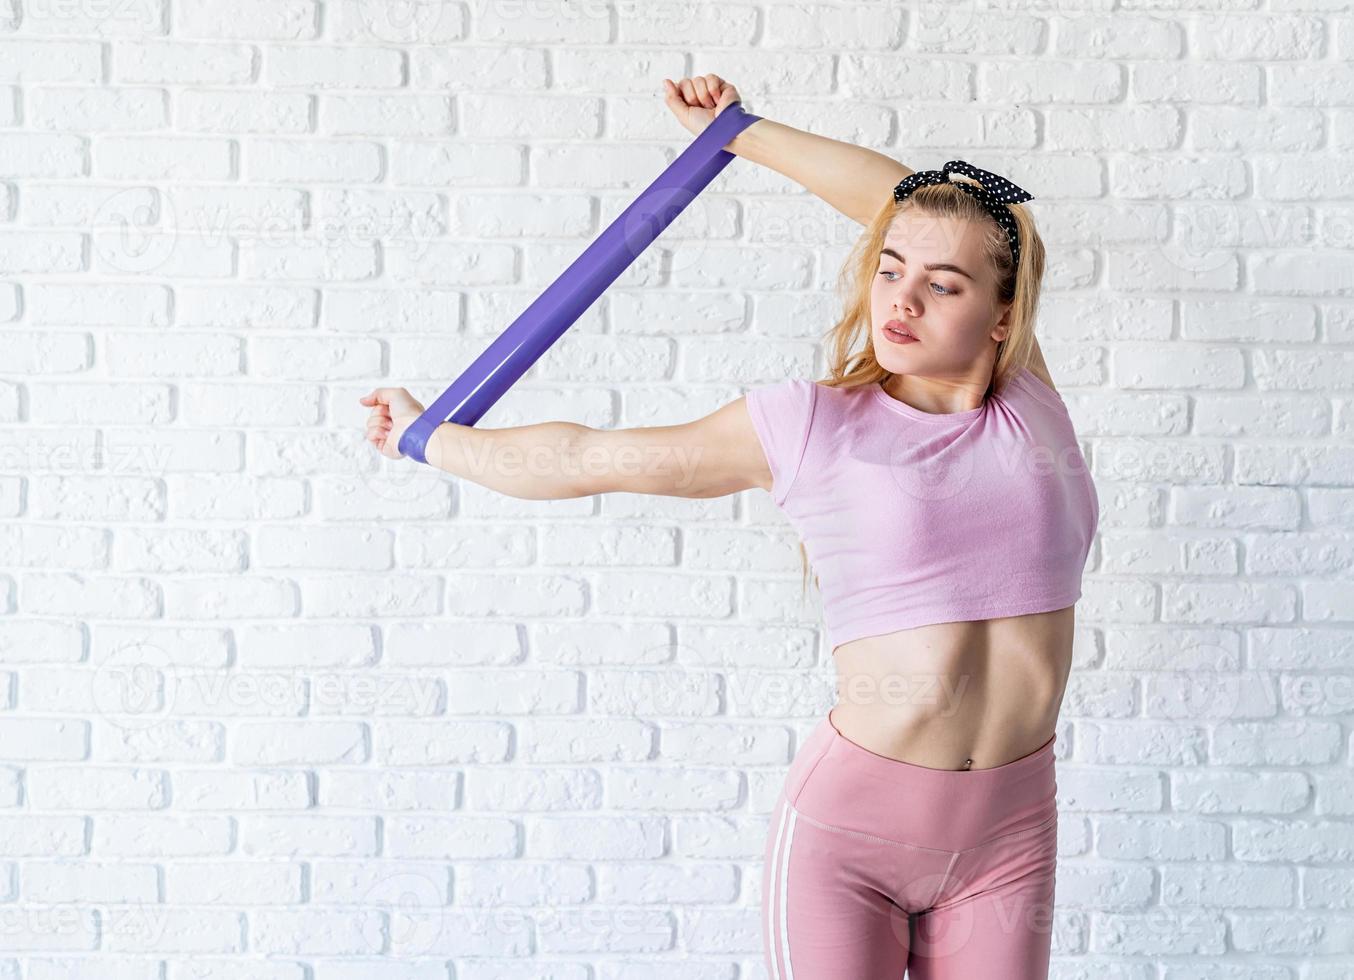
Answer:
[{"left": 990, "top": 303, "right": 1014, "bottom": 343}]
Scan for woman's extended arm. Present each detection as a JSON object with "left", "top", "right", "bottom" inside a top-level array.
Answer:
[
  {"left": 726, "top": 117, "right": 913, "bottom": 227},
  {"left": 363, "top": 343, "right": 775, "bottom": 498},
  {"left": 364, "top": 387, "right": 602, "bottom": 499},
  {"left": 384, "top": 398, "right": 771, "bottom": 501}
]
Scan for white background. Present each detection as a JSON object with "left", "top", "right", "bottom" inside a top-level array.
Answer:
[{"left": 1, "top": 0, "right": 1352, "bottom": 976}]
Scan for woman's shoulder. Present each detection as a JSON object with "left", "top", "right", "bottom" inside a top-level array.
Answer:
[
  {"left": 805, "top": 377, "right": 873, "bottom": 397},
  {"left": 1002, "top": 365, "right": 1066, "bottom": 410}
]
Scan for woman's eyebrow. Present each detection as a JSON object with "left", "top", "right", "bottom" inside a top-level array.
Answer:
[{"left": 879, "top": 247, "right": 973, "bottom": 280}]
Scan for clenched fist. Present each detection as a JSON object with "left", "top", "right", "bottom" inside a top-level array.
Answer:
[{"left": 663, "top": 74, "right": 744, "bottom": 139}]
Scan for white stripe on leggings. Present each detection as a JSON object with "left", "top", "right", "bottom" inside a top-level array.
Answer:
[
  {"left": 767, "top": 800, "right": 785, "bottom": 979},
  {"left": 767, "top": 798, "right": 799, "bottom": 980}
]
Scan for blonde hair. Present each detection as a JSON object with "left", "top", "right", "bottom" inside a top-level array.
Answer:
[{"left": 795, "top": 175, "right": 1047, "bottom": 597}]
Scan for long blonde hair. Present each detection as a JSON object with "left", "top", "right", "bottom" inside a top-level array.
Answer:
[{"left": 796, "top": 176, "right": 1047, "bottom": 596}]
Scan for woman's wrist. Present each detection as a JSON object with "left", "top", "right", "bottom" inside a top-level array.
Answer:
[
  {"left": 725, "top": 116, "right": 767, "bottom": 157},
  {"left": 384, "top": 414, "right": 420, "bottom": 461},
  {"left": 425, "top": 421, "right": 457, "bottom": 471}
]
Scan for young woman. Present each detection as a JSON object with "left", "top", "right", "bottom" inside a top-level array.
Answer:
[{"left": 361, "top": 74, "right": 1098, "bottom": 980}]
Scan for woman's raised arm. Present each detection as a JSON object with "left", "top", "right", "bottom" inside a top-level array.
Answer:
[
  {"left": 665, "top": 75, "right": 1055, "bottom": 390},
  {"left": 727, "top": 117, "right": 913, "bottom": 226},
  {"left": 664, "top": 75, "right": 913, "bottom": 226}
]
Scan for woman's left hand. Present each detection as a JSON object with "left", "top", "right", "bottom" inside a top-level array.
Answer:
[{"left": 360, "top": 387, "right": 426, "bottom": 461}]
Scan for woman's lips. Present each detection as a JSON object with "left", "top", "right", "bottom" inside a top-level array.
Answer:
[{"left": 884, "top": 321, "right": 919, "bottom": 344}]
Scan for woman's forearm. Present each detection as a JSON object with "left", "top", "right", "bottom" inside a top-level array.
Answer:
[
  {"left": 424, "top": 419, "right": 590, "bottom": 500},
  {"left": 727, "top": 118, "right": 913, "bottom": 226}
]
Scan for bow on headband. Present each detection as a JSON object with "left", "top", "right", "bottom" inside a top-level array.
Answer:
[{"left": 892, "top": 160, "right": 1034, "bottom": 273}]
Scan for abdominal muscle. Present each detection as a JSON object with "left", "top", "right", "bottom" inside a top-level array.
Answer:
[{"left": 829, "top": 605, "right": 1077, "bottom": 771}]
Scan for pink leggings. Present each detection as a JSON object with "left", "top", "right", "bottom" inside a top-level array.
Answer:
[{"left": 762, "top": 708, "right": 1059, "bottom": 979}]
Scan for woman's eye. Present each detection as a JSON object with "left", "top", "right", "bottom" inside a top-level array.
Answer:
[{"left": 877, "top": 270, "right": 952, "bottom": 295}]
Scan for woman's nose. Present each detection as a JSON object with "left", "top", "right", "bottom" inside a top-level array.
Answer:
[{"left": 893, "top": 283, "right": 923, "bottom": 316}]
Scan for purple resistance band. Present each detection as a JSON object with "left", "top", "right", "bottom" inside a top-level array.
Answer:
[{"left": 398, "top": 103, "right": 763, "bottom": 465}]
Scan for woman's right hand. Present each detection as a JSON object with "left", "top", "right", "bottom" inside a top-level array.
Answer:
[
  {"left": 359, "top": 386, "right": 426, "bottom": 461},
  {"left": 663, "top": 74, "right": 743, "bottom": 139}
]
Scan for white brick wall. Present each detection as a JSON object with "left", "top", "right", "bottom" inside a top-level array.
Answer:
[{"left": 0, "top": 0, "right": 1351, "bottom": 976}]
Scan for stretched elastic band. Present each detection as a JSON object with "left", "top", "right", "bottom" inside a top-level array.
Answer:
[{"left": 398, "top": 103, "right": 763, "bottom": 465}]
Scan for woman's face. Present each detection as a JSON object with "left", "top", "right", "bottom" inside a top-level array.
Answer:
[{"left": 870, "top": 212, "right": 1010, "bottom": 378}]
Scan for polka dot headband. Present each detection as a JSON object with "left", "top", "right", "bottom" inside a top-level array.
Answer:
[{"left": 892, "top": 160, "right": 1034, "bottom": 273}]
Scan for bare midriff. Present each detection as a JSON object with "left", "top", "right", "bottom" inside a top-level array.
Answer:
[{"left": 829, "top": 605, "right": 1076, "bottom": 772}]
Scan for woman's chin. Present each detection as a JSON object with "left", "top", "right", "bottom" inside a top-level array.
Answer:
[{"left": 876, "top": 346, "right": 921, "bottom": 372}]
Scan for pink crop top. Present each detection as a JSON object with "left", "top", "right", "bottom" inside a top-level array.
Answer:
[{"left": 745, "top": 368, "right": 1099, "bottom": 653}]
